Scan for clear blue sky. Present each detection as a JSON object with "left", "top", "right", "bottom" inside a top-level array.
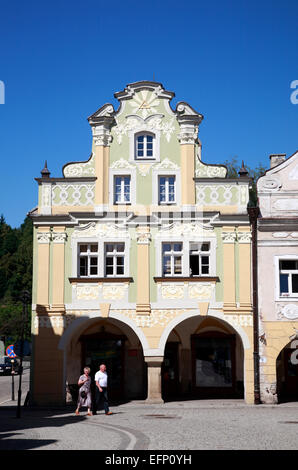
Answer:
[{"left": 0, "top": 0, "right": 297, "bottom": 228}]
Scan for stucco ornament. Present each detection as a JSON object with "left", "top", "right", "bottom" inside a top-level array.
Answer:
[
  {"left": 277, "top": 304, "right": 298, "bottom": 320},
  {"left": 129, "top": 90, "right": 160, "bottom": 118},
  {"left": 52, "top": 183, "right": 95, "bottom": 206},
  {"left": 195, "top": 159, "right": 227, "bottom": 178},
  {"left": 113, "top": 115, "right": 175, "bottom": 144},
  {"left": 188, "top": 283, "right": 214, "bottom": 300},
  {"left": 76, "top": 285, "right": 100, "bottom": 300},
  {"left": 161, "top": 285, "right": 185, "bottom": 300},
  {"left": 72, "top": 222, "right": 128, "bottom": 239},
  {"left": 258, "top": 176, "right": 281, "bottom": 192},
  {"left": 63, "top": 154, "right": 95, "bottom": 177},
  {"left": 110, "top": 158, "right": 135, "bottom": 170},
  {"left": 156, "top": 221, "right": 215, "bottom": 239},
  {"left": 102, "top": 285, "right": 128, "bottom": 300}
]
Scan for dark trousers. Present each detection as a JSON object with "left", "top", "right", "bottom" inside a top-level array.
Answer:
[{"left": 94, "top": 386, "right": 110, "bottom": 414}]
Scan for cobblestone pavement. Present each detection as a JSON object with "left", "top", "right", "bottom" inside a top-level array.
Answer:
[{"left": 0, "top": 400, "right": 298, "bottom": 450}]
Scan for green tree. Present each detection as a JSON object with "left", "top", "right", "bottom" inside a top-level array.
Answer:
[
  {"left": 223, "top": 158, "right": 267, "bottom": 206},
  {"left": 0, "top": 216, "right": 33, "bottom": 347}
]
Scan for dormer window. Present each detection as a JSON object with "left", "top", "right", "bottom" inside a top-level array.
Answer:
[{"left": 135, "top": 132, "right": 155, "bottom": 160}]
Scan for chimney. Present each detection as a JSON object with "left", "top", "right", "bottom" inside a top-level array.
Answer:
[{"left": 270, "top": 154, "right": 286, "bottom": 169}]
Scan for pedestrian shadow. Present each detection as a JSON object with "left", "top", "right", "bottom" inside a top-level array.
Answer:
[{"left": 0, "top": 407, "right": 87, "bottom": 450}]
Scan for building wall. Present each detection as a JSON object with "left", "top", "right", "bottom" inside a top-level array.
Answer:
[{"left": 257, "top": 152, "right": 298, "bottom": 403}]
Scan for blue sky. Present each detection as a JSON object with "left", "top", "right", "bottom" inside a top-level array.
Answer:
[{"left": 0, "top": 0, "right": 297, "bottom": 228}]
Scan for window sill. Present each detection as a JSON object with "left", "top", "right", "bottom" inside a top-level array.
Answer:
[
  {"left": 154, "top": 276, "right": 220, "bottom": 283},
  {"left": 69, "top": 277, "right": 134, "bottom": 283},
  {"left": 114, "top": 202, "right": 131, "bottom": 205},
  {"left": 158, "top": 202, "right": 177, "bottom": 205}
]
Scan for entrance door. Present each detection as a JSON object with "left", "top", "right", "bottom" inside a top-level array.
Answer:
[
  {"left": 81, "top": 333, "right": 125, "bottom": 401},
  {"left": 191, "top": 333, "right": 236, "bottom": 398},
  {"left": 162, "top": 342, "right": 179, "bottom": 400}
]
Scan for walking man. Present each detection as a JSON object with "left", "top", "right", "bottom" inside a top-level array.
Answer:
[{"left": 94, "top": 364, "right": 112, "bottom": 415}]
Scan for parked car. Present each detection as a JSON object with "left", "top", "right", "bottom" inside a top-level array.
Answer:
[{"left": 0, "top": 356, "right": 20, "bottom": 375}]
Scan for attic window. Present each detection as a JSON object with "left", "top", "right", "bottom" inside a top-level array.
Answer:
[{"left": 135, "top": 132, "right": 155, "bottom": 159}]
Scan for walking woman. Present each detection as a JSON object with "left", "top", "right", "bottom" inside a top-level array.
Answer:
[{"left": 75, "top": 366, "right": 92, "bottom": 416}]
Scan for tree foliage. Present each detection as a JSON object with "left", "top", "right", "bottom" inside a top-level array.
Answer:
[
  {"left": 0, "top": 216, "right": 33, "bottom": 346},
  {"left": 223, "top": 157, "right": 267, "bottom": 206}
]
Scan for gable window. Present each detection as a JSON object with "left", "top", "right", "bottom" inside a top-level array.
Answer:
[
  {"left": 79, "top": 243, "right": 98, "bottom": 277},
  {"left": 135, "top": 133, "right": 154, "bottom": 159},
  {"left": 189, "top": 242, "right": 210, "bottom": 276},
  {"left": 114, "top": 176, "right": 131, "bottom": 204},
  {"left": 105, "top": 243, "right": 125, "bottom": 277},
  {"left": 162, "top": 242, "right": 183, "bottom": 276},
  {"left": 279, "top": 260, "right": 298, "bottom": 297},
  {"left": 159, "top": 176, "right": 176, "bottom": 204}
]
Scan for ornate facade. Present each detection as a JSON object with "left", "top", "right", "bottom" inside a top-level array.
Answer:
[
  {"left": 257, "top": 152, "right": 298, "bottom": 403},
  {"left": 30, "top": 81, "right": 254, "bottom": 406}
]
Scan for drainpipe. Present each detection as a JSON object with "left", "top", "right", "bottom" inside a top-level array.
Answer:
[{"left": 248, "top": 206, "right": 261, "bottom": 404}]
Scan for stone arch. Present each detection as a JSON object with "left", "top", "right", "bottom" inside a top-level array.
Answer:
[
  {"left": 157, "top": 309, "right": 251, "bottom": 357},
  {"left": 58, "top": 312, "right": 150, "bottom": 403},
  {"left": 276, "top": 337, "right": 298, "bottom": 403},
  {"left": 58, "top": 311, "right": 150, "bottom": 353}
]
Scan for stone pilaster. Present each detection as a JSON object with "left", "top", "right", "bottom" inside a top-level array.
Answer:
[
  {"left": 145, "top": 357, "right": 164, "bottom": 404},
  {"left": 136, "top": 227, "right": 151, "bottom": 315}
]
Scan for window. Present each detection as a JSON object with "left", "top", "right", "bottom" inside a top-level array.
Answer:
[
  {"left": 162, "top": 243, "right": 183, "bottom": 276},
  {"left": 105, "top": 243, "right": 125, "bottom": 277},
  {"left": 135, "top": 133, "right": 154, "bottom": 159},
  {"left": 114, "top": 176, "right": 131, "bottom": 204},
  {"left": 189, "top": 242, "right": 210, "bottom": 276},
  {"left": 159, "top": 176, "right": 176, "bottom": 204},
  {"left": 79, "top": 243, "right": 98, "bottom": 277},
  {"left": 279, "top": 260, "right": 298, "bottom": 297}
]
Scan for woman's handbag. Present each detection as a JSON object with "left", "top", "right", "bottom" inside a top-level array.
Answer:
[{"left": 81, "top": 390, "right": 87, "bottom": 399}]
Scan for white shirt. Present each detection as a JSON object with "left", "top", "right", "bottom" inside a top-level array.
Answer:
[{"left": 95, "top": 370, "right": 108, "bottom": 387}]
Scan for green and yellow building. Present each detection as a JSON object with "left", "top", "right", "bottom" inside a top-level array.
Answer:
[{"left": 30, "top": 81, "right": 254, "bottom": 406}]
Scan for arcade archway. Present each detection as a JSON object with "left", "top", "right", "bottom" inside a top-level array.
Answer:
[
  {"left": 276, "top": 341, "right": 298, "bottom": 403},
  {"left": 161, "top": 315, "right": 245, "bottom": 401},
  {"left": 64, "top": 317, "right": 146, "bottom": 403}
]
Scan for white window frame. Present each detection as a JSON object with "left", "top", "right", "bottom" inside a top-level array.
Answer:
[
  {"left": 152, "top": 169, "right": 181, "bottom": 206},
  {"left": 135, "top": 132, "right": 155, "bottom": 160},
  {"left": 78, "top": 243, "right": 99, "bottom": 278},
  {"left": 162, "top": 242, "right": 183, "bottom": 277},
  {"left": 189, "top": 242, "right": 211, "bottom": 276},
  {"left": 155, "top": 236, "right": 216, "bottom": 278},
  {"left": 158, "top": 175, "right": 176, "bottom": 204},
  {"left": 72, "top": 237, "right": 130, "bottom": 278},
  {"left": 275, "top": 255, "right": 298, "bottom": 300},
  {"left": 129, "top": 126, "right": 161, "bottom": 163},
  {"left": 114, "top": 175, "right": 131, "bottom": 204},
  {"left": 109, "top": 168, "right": 136, "bottom": 206},
  {"left": 105, "top": 242, "right": 126, "bottom": 278}
]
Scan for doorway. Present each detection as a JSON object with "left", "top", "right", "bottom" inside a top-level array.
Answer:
[
  {"left": 191, "top": 332, "right": 237, "bottom": 398},
  {"left": 162, "top": 342, "right": 180, "bottom": 400},
  {"left": 81, "top": 332, "right": 125, "bottom": 401}
]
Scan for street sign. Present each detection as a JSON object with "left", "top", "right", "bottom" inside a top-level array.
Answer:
[{"left": 6, "top": 345, "right": 16, "bottom": 358}]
